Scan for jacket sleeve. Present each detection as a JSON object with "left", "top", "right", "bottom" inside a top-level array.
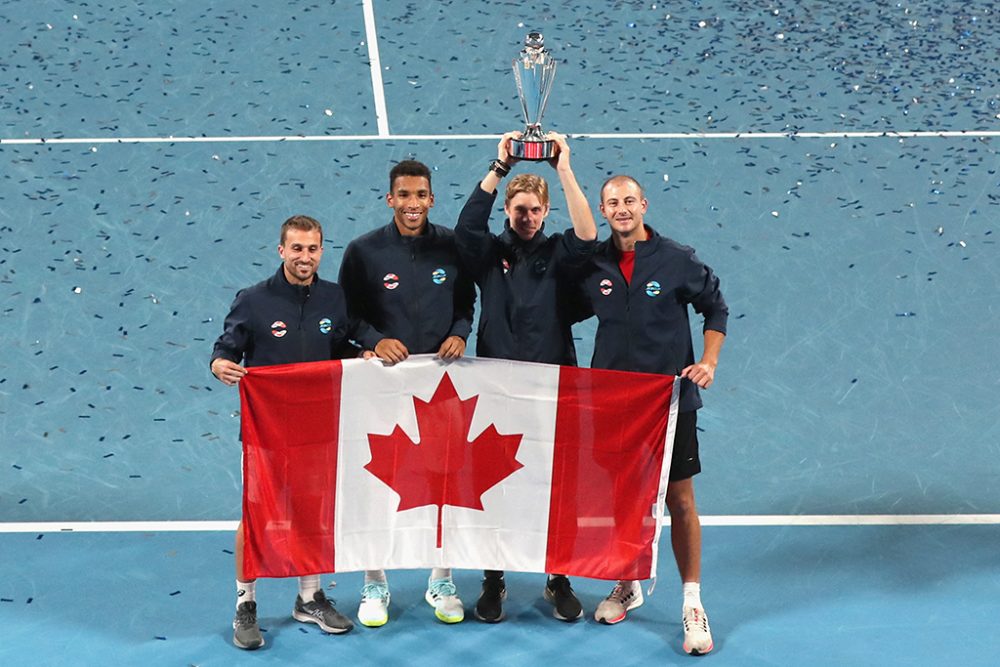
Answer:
[
  {"left": 454, "top": 185, "right": 499, "bottom": 279},
  {"left": 555, "top": 228, "right": 598, "bottom": 278},
  {"left": 211, "top": 289, "right": 252, "bottom": 365},
  {"left": 448, "top": 255, "right": 476, "bottom": 341},
  {"left": 338, "top": 243, "right": 387, "bottom": 350},
  {"left": 681, "top": 250, "right": 728, "bottom": 335}
]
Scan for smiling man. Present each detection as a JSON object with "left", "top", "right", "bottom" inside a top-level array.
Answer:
[
  {"left": 211, "top": 215, "right": 357, "bottom": 650},
  {"left": 339, "top": 159, "right": 476, "bottom": 627},
  {"left": 577, "top": 175, "right": 728, "bottom": 656},
  {"left": 454, "top": 131, "right": 597, "bottom": 624}
]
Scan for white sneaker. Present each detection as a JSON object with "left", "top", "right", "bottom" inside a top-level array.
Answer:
[
  {"left": 425, "top": 577, "right": 464, "bottom": 623},
  {"left": 594, "top": 580, "right": 644, "bottom": 624},
  {"left": 682, "top": 606, "right": 714, "bottom": 655},
  {"left": 358, "top": 581, "right": 390, "bottom": 627}
]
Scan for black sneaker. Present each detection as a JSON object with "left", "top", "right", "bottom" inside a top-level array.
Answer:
[
  {"left": 233, "top": 600, "right": 264, "bottom": 650},
  {"left": 544, "top": 575, "right": 583, "bottom": 621},
  {"left": 474, "top": 571, "right": 506, "bottom": 623},
  {"left": 292, "top": 589, "right": 354, "bottom": 634}
]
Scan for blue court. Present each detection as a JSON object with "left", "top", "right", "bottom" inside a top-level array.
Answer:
[{"left": 2, "top": 1, "right": 998, "bottom": 664}]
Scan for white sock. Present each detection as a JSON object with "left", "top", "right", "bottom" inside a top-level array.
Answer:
[
  {"left": 298, "top": 574, "right": 321, "bottom": 600},
  {"left": 682, "top": 582, "right": 703, "bottom": 609},
  {"left": 430, "top": 567, "right": 452, "bottom": 581},
  {"left": 365, "top": 569, "right": 387, "bottom": 585},
  {"left": 236, "top": 580, "right": 256, "bottom": 608}
]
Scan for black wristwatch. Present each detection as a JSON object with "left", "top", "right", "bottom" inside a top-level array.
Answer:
[{"left": 489, "top": 159, "right": 511, "bottom": 177}]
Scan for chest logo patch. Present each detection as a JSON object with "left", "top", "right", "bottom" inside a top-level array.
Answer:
[
  {"left": 270, "top": 320, "right": 287, "bottom": 338},
  {"left": 383, "top": 273, "right": 400, "bottom": 290},
  {"left": 645, "top": 280, "right": 662, "bottom": 298},
  {"left": 318, "top": 318, "right": 332, "bottom": 334},
  {"left": 599, "top": 278, "right": 613, "bottom": 296},
  {"left": 431, "top": 267, "right": 447, "bottom": 285},
  {"left": 501, "top": 258, "right": 510, "bottom": 274}
]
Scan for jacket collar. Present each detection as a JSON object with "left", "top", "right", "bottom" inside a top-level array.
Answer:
[
  {"left": 500, "top": 220, "right": 547, "bottom": 254},
  {"left": 268, "top": 265, "right": 317, "bottom": 298}
]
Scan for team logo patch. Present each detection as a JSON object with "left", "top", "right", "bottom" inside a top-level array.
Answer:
[
  {"left": 383, "top": 273, "right": 399, "bottom": 290},
  {"left": 270, "top": 320, "right": 287, "bottom": 338},
  {"left": 431, "top": 267, "right": 447, "bottom": 285},
  {"left": 318, "top": 318, "right": 332, "bottom": 334},
  {"left": 599, "top": 279, "right": 613, "bottom": 296},
  {"left": 645, "top": 280, "right": 662, "bottom": 297},
  {"left": 501, "top": 258, "right": 510, "bottom": 274}
]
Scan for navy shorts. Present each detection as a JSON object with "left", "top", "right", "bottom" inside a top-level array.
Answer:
[{"left": 668, "top": 410, "right": 701, "bottom": 482}]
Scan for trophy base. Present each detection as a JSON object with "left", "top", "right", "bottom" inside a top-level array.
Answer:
[{"left": 510, "top": 138, "right": 556, "bottom": 161}]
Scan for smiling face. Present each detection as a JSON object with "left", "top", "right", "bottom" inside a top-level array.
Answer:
[
  {"left": 505, "top": 191, "right": 549, "bottom": 241},
  {"left": 600, "top": 177, "right": 648, "bottom": 237},
  {"left": 387, "top": 175, "right": 434, "bottom": 236},
  {"left": 278, "top": 228, "right": 323, "bottom": 285}
]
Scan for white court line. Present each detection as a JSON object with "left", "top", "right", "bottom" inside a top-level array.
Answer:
[
  {"left": 2, "top": 515, "right": 999, "bottom": 533},
  {"left": 361, "top": 0, "right": 390, "bottom": 137},
  {"left": 3, "top": 130, "right": 1000, "bottom": 146}
]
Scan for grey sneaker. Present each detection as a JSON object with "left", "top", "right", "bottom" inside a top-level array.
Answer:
[
  {"left": 233, "top": 600, "right": 264, "bottom": 650},
  {"left": 594, "top": 580, "right": 644, "bottom": 624},
  {"left": 292, "top": 589, "right": 354, "bottom": 634}
]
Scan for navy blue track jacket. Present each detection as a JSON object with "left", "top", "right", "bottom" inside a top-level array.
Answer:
[
  {"left": 455, "top": 185, "right": 595, "bottom": 365},
  {"left": 578, "top": 225, "right": 728, "bottom": 412},
  {"left": 339, "top": 220, "right": 475, "bottom": 354},
  {"left": 211, "top": 265, "right": 355, "bottom": 367}
]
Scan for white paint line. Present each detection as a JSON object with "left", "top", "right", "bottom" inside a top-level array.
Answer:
[
  {"left": 3, "top": 130, "right": 1000, "bottom": 147},
  {"left": 2, "top": 515, "right": 999, "bottom": 534},
  {"left": 361, "top": 0, "right": 390, "bottom": 137}
]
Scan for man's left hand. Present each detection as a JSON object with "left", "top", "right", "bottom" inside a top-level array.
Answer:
[
  {"left": 681, "top": 362, "right": 715, "bottom": 389},
  {"left": 437, "top": 336, "right": 466, "bottom": 360}
]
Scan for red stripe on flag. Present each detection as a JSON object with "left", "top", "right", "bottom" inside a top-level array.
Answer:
[
  {"left": 239, "top": 360, "right": 343, "bottom": 579},
  {"left": 545, "top": 366, "right": 674, "bottom": 580}
]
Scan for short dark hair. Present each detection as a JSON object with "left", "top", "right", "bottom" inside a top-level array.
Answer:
[
  {"left": 600, "top": 175, "right": 645, "bottom": 202},
  {"left": 280, "top": 215, "right": 323, "bottom": 246},
  {"left": 389, "top": 159, "right": 432, "bottom": 193}
]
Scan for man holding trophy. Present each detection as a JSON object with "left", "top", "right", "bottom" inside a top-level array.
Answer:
[{"left": 455, "top": 32, "right": 600, "bottom": 624}]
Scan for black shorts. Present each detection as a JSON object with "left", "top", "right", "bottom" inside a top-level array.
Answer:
[{"left": 668, "top": 410, "right": 701, "bottom": 482}]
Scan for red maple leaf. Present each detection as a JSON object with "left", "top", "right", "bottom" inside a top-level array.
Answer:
[{"left": 364, "top": 371, "right": 524, "bottom": 549}]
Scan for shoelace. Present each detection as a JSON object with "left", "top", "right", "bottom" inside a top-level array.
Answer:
[
  {"left": 235, "top": 602, "right": 257, "bottom": 626},
  {"left": 608, "top": 580, "right": 634, "bottom": 603},
  {"left": 684, "top": 608, "right": 709, "bottom": 632},
  {"left": 361, "top": 582, "right": 389, "bottom": 601},
  {"left": 428, "top": 579, "right": 457, "bottom": 598}
]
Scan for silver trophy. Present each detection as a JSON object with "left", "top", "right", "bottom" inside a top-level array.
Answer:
[{"left": 511, "top": 32, "right": 558, "bottom": 160}]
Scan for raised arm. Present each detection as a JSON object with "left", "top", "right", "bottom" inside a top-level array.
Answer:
[{"left": 547, "top": 132, "right": 597, "bottom": 242}]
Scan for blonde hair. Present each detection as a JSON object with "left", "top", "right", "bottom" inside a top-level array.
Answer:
[{"left": 505, "top": 173, "right": 549, "bottom": 207}]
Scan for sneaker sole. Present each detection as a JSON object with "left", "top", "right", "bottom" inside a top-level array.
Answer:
[
  {"left": 595, "top": 596, "right": 644, "bottom": 625},
  {"left": 542, "top": 587, "right": 583, "bottom": 621},
  {"left": 684, "top": 641, "right": 714, "bottom": 656},
  {"left": 232, "top": 634, "right": 264, "bottom": 650},
  {"left": 359, "top": 613, "right": 389, "bottom": 628},
  {"left": 292, "top": 610, "right": 353, "bottom": 634}
]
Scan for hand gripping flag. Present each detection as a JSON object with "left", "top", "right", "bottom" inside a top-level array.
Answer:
[{"left": 238, "top": 355, "right": 679, "bottom": 581}]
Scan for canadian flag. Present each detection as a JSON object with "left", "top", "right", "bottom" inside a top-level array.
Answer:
[{"left": 239, "top": 355, "right": 679, "bottom": 581}]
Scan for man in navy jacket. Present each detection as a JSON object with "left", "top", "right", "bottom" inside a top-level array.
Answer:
[
  {"left": 578, "top": 176, "right": 727, "bottom": 656},
  {"left": 339, "top": 160, "right": 476, "bottom": 627},
  {"left": 455, "top": 131, "right": 597, "bottom": 623},
  {"left": 211, "top": 215, "right": 357, "bottom": 650}
]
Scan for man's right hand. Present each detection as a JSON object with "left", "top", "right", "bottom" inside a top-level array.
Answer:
[
  {"left": 211, "top": 358, "right": 247, "bottom": 386},
  {"left": 374, "top": 338, "right": 409, "bottom": 365},
  {"left": 499, "top": 130, "right": 523, "bottom": 166}
]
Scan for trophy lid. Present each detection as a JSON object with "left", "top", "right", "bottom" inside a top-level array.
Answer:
[{"left": 524, "top": 32, "right": 544, "bottom": 49}]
